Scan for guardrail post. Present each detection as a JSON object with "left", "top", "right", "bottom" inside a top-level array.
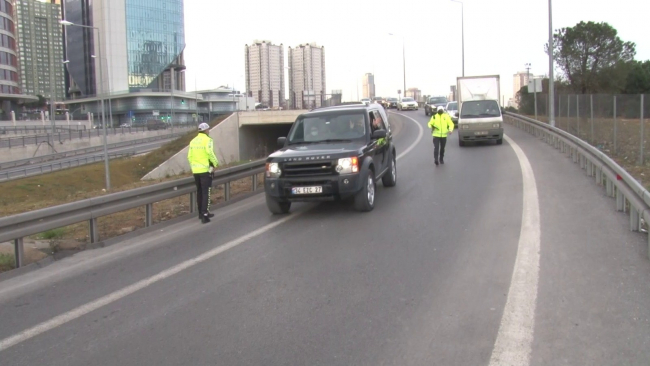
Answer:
[
  {"left": 616, "top": 187, "right": 624, "bottom": 211},
  {"left": 190, "top": 192, "right": 197, "bottom": 213},
  {"left": 89, "top": 218, "right": 99, "bottom": 243},
  {"left": 252, "top": 173, "right": 258, "bottom": 191},
  {"left": 14, "top": 237, "right": 24, "bottom": 268},
  {"left": 631, "top": 208, "right": 640, "bottom": 232},
  {"left": 224, "top": 182, "right": 231, "bottom": 201},
  {"left": 145, "top": 203, "right": 153, "bottom": 227},
  {"left": 606, "top": 176, "right": 613, "bottom": 196}
]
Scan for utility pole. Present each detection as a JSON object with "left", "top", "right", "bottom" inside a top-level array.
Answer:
[{"left": 548, "top": 0, "right": 556, "bottom": 126}]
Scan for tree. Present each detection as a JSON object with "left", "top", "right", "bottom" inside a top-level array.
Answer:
[
  {"left": 624, "top": 60, "right": 650, "bottom": 94},
  {"left": 548, "top": 21, "right": 635, "bottom": 94}
]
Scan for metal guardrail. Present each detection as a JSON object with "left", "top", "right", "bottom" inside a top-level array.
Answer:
[
  {"left": 0, "top": 131, "right": 188, "bottom": 171},
  {"left": 0, "top": 125, "right": 195, "bottom": 148},
  {"left": 0, "top": 160, "right": 266, "bottom": 268},
  {"left": 505, "top": 112, "right": 650, "bottom": 257},
  {"left": 0, "top": 146, "right": 161, "bottom": 182},
  {"left": 0, "top": 125, "right": 88, "bottom": 135}
]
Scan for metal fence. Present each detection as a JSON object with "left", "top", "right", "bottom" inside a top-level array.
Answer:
[
  {"left": 0, "top": 125, "right": 88, "bottom": 135},
  {"left": 521, "top": 93, "right": 650, "bottom": 165},
  {"left": 0, "top": 124, "right": 195, "bottom": 148}
]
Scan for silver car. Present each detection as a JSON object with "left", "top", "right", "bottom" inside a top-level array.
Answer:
[{"left": 445, "top": 101, "right": 458, "bottom": 125}]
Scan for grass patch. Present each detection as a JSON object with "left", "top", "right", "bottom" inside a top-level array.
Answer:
[
  {"left": 37, "top": 228, "right": 67, "bottom": 240},
  {"left": 0, "top": 114, "right": 230, "bottom": 218},
  {"left": 0, "top": 253, "right": 14, "bottom": 272}
]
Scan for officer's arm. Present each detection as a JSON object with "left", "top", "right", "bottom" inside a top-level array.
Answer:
[
  {"left": 207, "top": 138, "right": 219, "bottom": 168},
  {"left": 427, "top": 117, "right": 436, "bottom": 130},
  {"left": 448, "top": 116, "right": 454, "bottom": 132}
]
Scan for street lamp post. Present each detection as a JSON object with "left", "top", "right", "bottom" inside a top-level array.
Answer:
[
  {"left": 548, "top": 0, "right": 555, "bottom": 126},
  {"left": 388, "top": 33, "right": 406, "bottom": 101},
  {"left": 451, "top": 0, "right": 465, "bottom": 77},
  {"left": 170, "top": 66, "right": 175, "bottom": 134},
  {"left": 60, "top": 20, "right": 110, "bottom": 190}
]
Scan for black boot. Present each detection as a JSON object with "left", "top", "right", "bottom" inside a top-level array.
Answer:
[
  {"left": 201, "top": 214, "right": 211, "bottom": 224},
  {"left": 435, "top": 159, "right": 439, "bottom": 166},
  {"left": 440, "top": 157, "right": 444, "bottom": 164}
]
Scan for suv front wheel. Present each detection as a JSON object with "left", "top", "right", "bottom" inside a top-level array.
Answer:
[
  {"left": 354, "top": 169, "right": 376, "bottom": 212},
  {"left": 266, "top": 194, "right": 291, "bottom": 214}
]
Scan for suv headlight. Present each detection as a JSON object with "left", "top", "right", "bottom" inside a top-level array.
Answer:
[
  {"left": 492, "top": 123, "right": 501, "bottom": 128},
  {"left": 336, "top": 157, "right": 359, "bottom": 174},
  {"left": 265, "top": 162, "right": 281, "bottom": 178}
]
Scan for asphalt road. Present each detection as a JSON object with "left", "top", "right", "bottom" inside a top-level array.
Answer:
[
  {"left": 0, "top": 110, "right": 649, "bottom": 365},
  {"left": 0, "top": 139, "right": 173, "bottom": 181}
]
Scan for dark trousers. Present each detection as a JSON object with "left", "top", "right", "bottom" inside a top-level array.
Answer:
[
  {"left": 194, "top": 173, "right": 212, "bottom": 216},
  {"left": 433, "top": 137, "right": 447, "bottom": 162}
]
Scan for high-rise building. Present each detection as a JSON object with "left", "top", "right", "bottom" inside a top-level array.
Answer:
[
  {"left": 62, "top": 0, "right": 186, "bottom": 97},
  {"left": 513, "top": 71, "right": 531, "bottom": 99},
  {"left": 245, "top": 40, "right": 284, "bottom": 108},
  {"left": 288, "top": 43, "right": 326, "bottom": 110},
  {"left": 362, "top": 73, "right": 374, "bottom": 99},
  {"left": 405, "top": 87, "right": 421, "bottom": 102},
  {"left": 15, "top": 0, "right": 65, "bottom": 101},
  {"left": 0, "top": 0, "right": 20, "bottom": 96}
]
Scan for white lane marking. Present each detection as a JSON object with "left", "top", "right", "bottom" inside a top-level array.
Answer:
[
  {"left": 488, "top": 134, "right": 541, "bottom": 366},
  {"left": 0, "top": 195, "right": 266, "bottom": 301},
  {"left": 0, "top": 212, "right": 302, "bottom": 352},
  {"left": 0, "top": 113, "right": 426, "bottom": 352},
  {"left": 391, "top": 112, "right": 425, "bottom": 160}
]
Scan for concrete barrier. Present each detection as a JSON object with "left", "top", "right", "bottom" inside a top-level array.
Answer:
[
  {"left": 237, "top": 110, "right": 305, "bottom": 126},
  {"left": 142, "top": 114, "right": 240, "bottom": 180}
]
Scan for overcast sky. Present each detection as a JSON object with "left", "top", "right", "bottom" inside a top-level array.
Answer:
[{"left": 183, "top": 0, "right": 649, "bottom": 103}]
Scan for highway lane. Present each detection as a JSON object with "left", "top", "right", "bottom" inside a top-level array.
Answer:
[{"left": 0, "top": 111, "right": 648, "bottom": 365}]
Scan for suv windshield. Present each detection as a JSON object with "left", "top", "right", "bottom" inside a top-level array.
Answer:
[
  {"left": 447, "top": 102, "right": 458, "bottom": 111},
  {"left": 460, "top": 100, "right": 501, "bottom": 118},
  {"left": 387, "top": 98, "right": 398, "bottom": 102},
  {"left": 288, "top": 111, "right": 367, "bottom": 144},
  {"left": 402, "top": 98, "right": 414, "bottom": 102},
  {"left": 429, "top": 97, "right": 447, "bottom": 104}
]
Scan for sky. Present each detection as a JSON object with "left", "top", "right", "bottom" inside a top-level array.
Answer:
[{"left": 182, "top": 0, "right": 650, "bottom": 104}]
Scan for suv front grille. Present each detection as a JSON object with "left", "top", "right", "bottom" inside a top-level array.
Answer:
[{"left": 282, "top": 161, "right": 334, "bottom": 177}]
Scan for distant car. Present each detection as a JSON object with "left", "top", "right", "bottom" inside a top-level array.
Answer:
[
  {"left": 445, "top": 101, "right": 458, "bottom": 125},
  {"left": 383, "top": 97, "right": 399, "bottom": 109},
  {"left": 397, "top": 97, "right": 418, "bottom": 111},
  {"left": 119, "top": 123, "right": 132, "bottom": 128},
  {"left": 371, "top": 97, "right": 384, "bottom": 106},
  {"left": 360, "top": 98, "right": 371, "bottom": 106},
  {"left": 424, "top": 96, "right": 449, "bottom": 116},
  {"left": 146, "top": 119, "right": 168, "bottom": 130}
]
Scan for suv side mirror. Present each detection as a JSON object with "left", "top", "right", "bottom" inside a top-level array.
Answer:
[
  {"left": 371, "top": 129, "right": 387, "bottom": 140},
  {"left": 277, "top": 137, "right": 287, "bottom": 148}
]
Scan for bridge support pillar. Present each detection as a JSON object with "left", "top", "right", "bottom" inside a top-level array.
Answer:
[{"left": 89, "top": 218, "right": 99, "bottom": 243}]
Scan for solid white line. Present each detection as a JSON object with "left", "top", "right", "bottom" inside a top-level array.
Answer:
[
  {"left": 391, "top": 112, "right": 425, "bottom": 160},
  {"left": 488, "top": 134, "right": 541, "bottom": 366},
  {"left": 0, "top": 212, "right": 301, "bottom": 352}
]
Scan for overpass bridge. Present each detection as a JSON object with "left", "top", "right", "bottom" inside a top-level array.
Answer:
[{"left": 1, "top": 111, "right": 649, "bottom": 365}]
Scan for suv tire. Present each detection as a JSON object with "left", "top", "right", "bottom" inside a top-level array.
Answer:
[
  {"left": 382, "top": 155, "right": 397, "bottom": 187},
  {"left": 266, "top": 194, "right": 291, "bottom": 214},
  {"left": 496, "top": 138, "right": 503, "bottom": 145},
  {"left": 354, "top": 169, "right": 376, "bottom": 212}
]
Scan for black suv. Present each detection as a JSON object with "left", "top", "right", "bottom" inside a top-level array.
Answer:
[{"left": 264, "top": 104, "right": 397, "bottom": 214}]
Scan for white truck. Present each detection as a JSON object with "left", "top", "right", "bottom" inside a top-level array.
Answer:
[{"left": 456, "top": 75, "right": 503, "bottom": 146}]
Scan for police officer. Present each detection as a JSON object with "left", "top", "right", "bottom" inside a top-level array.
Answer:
[
  {"left": 427, "top": 106, "right": 454, "bottom": 166},
  {"left": 188, "top": 122, "right": 219, "bottom": 223}
]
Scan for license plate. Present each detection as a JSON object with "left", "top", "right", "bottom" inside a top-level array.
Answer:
[
  {"left": 291, "top": 186, "right": 323, "bottom": 194},
  {"left": 474, "top": 131, "right": 488, "bottom": 136}
]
